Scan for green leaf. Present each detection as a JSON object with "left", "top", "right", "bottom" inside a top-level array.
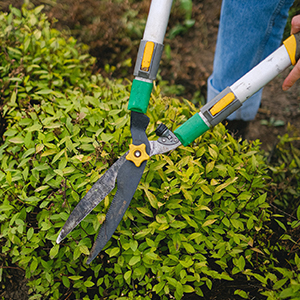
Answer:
[
  {"left": 166, "top": 277, "right": 177, "bottom": 287},
  {"left": 208, "top": 146, "right": 218, "bottom": 159},
  {"left": 100, "top": 132, "right": 114, "bottom": 143},
  {"left": 130, "top": 240, "right": 138, "bottom": 252},
  {"left": 179, "top": 257, "right": 193, "bottom": 268},
  {"left": 22, "top": 148, "right": 36, "bottom": 159},
  {"left": 256, "top": 192, "right": 267, "bottom": 205},
  {"left": 273, "top": 277, "right": 288, "bottom": 290},
  {"left": 11, "top": 7, "right": 21, "bottom": 17},
  {"left": 182, "top": 242, "right": 195, "bottom": 253},
  {"left": 188, "top": 232, "right": 202, "bottom": 241},
  {"left": 234, "top": 289, "right": 249, "bottom": 299},
  {"left": 183, "top": 285, "right": 194, "bottom": 293},
  {"left": 73, "top": 247, "right": 81, "bottom": 261},
  {"left": 135, "top": 228, "right": 151, "bottom": 239},
  {"left": 79, "top": 245, "right": 90, "bottom": 255},
  {"left": 237, "top": 256, "right": 245, "bottom": 271},
  {"left": 9, "top": 136, "right": 24, "bottom": 144},
  {"left": 295, "top": 253, "right": 300, "bottom": 270},
  {"left": 230, "top": 218, "right": 244, "bottom": 230},
  {"left": 36, "top": 89, "right": 54, "bottom": 95},
  {"left": 297, "top": 205, "right": 300, "bottom": 220},
  {"left": 30, "top": 258, "right": 38, "bottom": 273},
  {"left": 26, "top": 123, "right": 42, "bottom": 132},
  {"left": 206, "top": 161, "right": 214, "bottom": 174},
  {"left": 33, "top": 164, "right": 50, "bottom": 171},
  {"left": 128, "top": 255, "right": 140, "bottom": 266},
  {"left": 252, "top": 273, "right": 267, "bottom": 285},
  {"left": 200, "top": 185, "right": 212, "bottom": 195},
  {"left": 153, "top": 281, "right": 165, "bottom": 293},
  {"left": 52, "top": 149, "right": 65, "bottom": 164},
  {"left": 50, "top": 244, "right": 59, "bottom": 259},
  {"left": 206, "top": 278, "right": 212, "bottom": 290},
  {"left": 10, "top": 90, "right": 17, "bottom": 105},
  {"left": 136, "top": 207, "right": 153, "bottom": 218},
  {"left": 145, "top": 189, "right": 158, "bottom": 209},
  {"left": 106, "top": 247, "right": 120, "bottom": 257},
  {"left": 124, "top": 270, "right": 132, "bottom": 281},
  {"left": 146, "top": 238, "right": 156, "bottom": 248},
  {"left": 172, "top": 233, "right": 181, "bottom": 251},
  {"left": 0, "top": 204, "right": 14, "bottom": 212},
  {"left": 68, "top": 276, "right": 84, "bottom": 281},
  {"left": 27, "top": 227, "right": 34, "bottom": 240},
  {"left": 279, "top": 287, "right": 296, "bottom": 299},
  {"left": 84, "top": 280, "right": 95, "bottom": 287},
  {"left": 215, "top": 177, "right": 238, "bottom": 193},
  {"left": 143, "top": 251, "right": 159, "bottom": 261},
  {"left": 62, "top": 276, "right": 70, "bottom": 288},
  {"left": 275, "top": 219, "right": 287, "bottom": 231},
  {"left": 176, "top": 281, "right": 184, "bottom": 299},
  {"left": 202, "top": 219, "right": 217, "bottom": 227}
]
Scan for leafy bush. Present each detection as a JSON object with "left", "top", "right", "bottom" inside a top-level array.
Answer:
[
  {"left": 261, "top": 130, "right": 300, "bottom": 300},
  {"left": 0, "top": 4, "right": 300, "bottom": 300},
  {"left": 0, "top": 4, "right": 93, "bottom": 109}
]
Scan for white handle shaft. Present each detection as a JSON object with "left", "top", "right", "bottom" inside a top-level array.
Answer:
[{"left": 143, "top": 0, "right": 173, "bottom": 44}]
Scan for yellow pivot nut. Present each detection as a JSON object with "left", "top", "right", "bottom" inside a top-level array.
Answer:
[
  {"left": 126, "top": 143, "right": 150, "bottom": 167},
  {"left": 141, "top": 41, "right": 155, "bottom": 71}
]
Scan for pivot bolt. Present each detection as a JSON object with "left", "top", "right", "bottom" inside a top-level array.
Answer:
[
  {"left": 126, "top": 143, "right": 150, "bottom": 167},
  {"left": 134, "top": 150, "right": 141, "bottom": 157}
]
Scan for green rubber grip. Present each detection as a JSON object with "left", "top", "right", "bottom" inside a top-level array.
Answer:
[
  {"left": 128, "top": 79, "right": 153, "bottom": 113},
  {"left": 174, "top": 113, "right": 210, "bottom": 146}
]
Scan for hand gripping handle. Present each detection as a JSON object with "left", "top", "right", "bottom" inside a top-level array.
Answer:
[{"left": 174, "top": 32, "right": 300, "bottom": 146}]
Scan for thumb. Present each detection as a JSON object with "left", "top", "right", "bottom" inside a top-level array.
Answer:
[{"left": 291, "top": 15, "right": 300, "bottom": 35}]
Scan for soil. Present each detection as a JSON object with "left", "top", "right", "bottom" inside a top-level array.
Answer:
[{"left": 1, "top": 0, "right": 300, "bottom": 299}]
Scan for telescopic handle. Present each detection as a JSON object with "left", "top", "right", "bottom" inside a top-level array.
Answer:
[
  {"left": 174, "top": 32, "right": 300, "bottom": 146},
  {"left": 128, "top": 0, "right": 173, "bottom": 114}
]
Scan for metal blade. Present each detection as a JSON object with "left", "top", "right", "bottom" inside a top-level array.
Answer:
[
  {"left": 149, "top": 125, "right": 181, "bottom": 156},
  {"left": 86, "top": 159, "right": 146, "bottom": 264},
  {"left": 87, "top": 111, "right": 150, "bottom": 263},
  {"left": 56, "top": 154, "right": 127, "bottom": 244}
]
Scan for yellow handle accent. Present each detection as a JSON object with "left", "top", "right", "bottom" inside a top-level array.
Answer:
[
  {"left": 126, "top": 143, "right": 150, "bottom": 167},
  {"left": 141, "top": 42, "right": 155, "bottom": 71},
  {"left": 209, "top": 92, "right": 235, "bottom": 116},
  {"left": 283, "top": 35, "right": 297, "bottom": 65}
]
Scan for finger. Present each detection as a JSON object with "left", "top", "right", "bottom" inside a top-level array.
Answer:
[
  {"left": 291, "top": 15, "right": 300, "bottom": 35},
  {"left": 282, "top": 60, "right": 300, "bottom": 90}
]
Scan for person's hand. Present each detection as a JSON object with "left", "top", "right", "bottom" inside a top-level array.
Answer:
[{"left": 282, "top": 15, "right": 300, "bottom": 91}]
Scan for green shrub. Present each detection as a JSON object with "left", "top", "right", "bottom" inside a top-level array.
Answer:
[
  {"left": 0, "top": 76, "right": 272, "bottom": 299},
  {"left": 0, "top": 4, "right": 93, "bottom": 111},
  {"left": 0, "top": 4, "right": 300, "bottom": 300},
  {"left": 260, "top": 130, "right": 300, "bottom": 300}
]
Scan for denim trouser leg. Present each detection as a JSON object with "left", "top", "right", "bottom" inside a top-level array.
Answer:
[{"left": 207, "top": 0, "right": 295, "bottom": 121}]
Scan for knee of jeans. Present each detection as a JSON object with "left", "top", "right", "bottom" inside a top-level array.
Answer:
[{"left": 207, "top": 75, "right": 221, "bottom": 103}]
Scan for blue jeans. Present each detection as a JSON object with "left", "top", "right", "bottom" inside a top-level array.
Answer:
[{"left": 207, "top": 0, "right": 295, "bottom": 121}]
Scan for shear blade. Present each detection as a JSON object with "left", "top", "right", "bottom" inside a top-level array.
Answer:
[
  {"left": 56, "top": 154, "right": 127, "bottom": 244},
  {"left": 87, "top": 158, "right": 147, "bottom": 264},
  {"left": 86, "top": 111, "right": 150, "bottom": 263}
]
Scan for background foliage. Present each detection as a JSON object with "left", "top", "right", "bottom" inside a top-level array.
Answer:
[{"left": 0, "top": 4, "right": 299, "bottom": 300}]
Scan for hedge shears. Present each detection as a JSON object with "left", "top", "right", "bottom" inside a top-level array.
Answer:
[{"left": 56, "top": 0, "right": 300, "bottom": 264}]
